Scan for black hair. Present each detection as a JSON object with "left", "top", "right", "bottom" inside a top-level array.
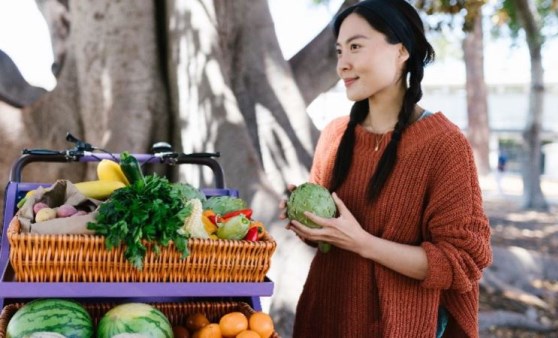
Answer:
[{"left": 329, "top": 0, "right": 435, "bottom": 201}]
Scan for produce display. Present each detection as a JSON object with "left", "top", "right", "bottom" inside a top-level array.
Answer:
[
  {"left": 3, "top": 152, "right": 276, "bottom": 338},
  {"left": 286, "top": 182, "right": 337, "bottom": 253},
  {"left": 17, "top": 153, "right": 269, "bottom": 270},
  {"left": 5, "top": 299, "right": 93, "bottom": 338},
  {"left": 4, "top": 301, "right": 276, "bottom": 338}
]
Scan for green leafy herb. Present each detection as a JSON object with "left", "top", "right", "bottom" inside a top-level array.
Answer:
[{"left": 87, "top": 174, "right": 192, "bottom": 270}]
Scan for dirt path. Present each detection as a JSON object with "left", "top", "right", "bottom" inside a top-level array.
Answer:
[{"left": 479, "top": 174, "right": 558, "bottom": 337}]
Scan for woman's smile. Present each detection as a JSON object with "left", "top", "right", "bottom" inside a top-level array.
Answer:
[{"left": 343, "top": 77, "right": 358, "bottom": 87}]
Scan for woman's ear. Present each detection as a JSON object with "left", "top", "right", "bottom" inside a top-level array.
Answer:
[{"left": 398, "top": 44, "right": 410, "bottom": 63}]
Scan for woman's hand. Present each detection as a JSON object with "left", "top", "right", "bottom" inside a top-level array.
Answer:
[
  {"left": 286, "top": 192, "right": 370, "bottom": 253},
  {"left": 284, "top": 191, "right": 429, "bottom": 279}
]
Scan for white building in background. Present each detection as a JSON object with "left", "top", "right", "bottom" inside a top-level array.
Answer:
[{"left": 308, "top": 80, "right": 558, "bottom": 178}]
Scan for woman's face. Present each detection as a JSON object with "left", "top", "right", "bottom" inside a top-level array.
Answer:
[{"left": 336, "top": 13, "right": 409, "bottom": 102}]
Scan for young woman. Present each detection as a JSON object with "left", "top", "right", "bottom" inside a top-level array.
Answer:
[{"left": 280, "top": 1, "right": 492, "bottom": 337}]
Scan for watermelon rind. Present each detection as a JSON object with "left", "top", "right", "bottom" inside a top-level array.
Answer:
[
  {"left": 96, "top": 303, "right": 172, "bottom": 338},
  {"left": 27, "top": 333, "right": 67, "bottom": 338},
  {"left": 6, "top": 299, "right": 93, "bottom": 338}
]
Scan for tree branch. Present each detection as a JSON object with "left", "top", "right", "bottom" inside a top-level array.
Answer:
[{"left": 288, "top": 0, "right": 359, "bottom": 106}]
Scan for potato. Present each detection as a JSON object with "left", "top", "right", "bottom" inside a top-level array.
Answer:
[
  {"left": 33, "top": 202, "right": 49, "bottom": 214},
  {"left": 35, "top": 208, "right": 57, "bottom": 222},
  {"left": 56, "top": 204, "right": 78, "bottom": 218}
]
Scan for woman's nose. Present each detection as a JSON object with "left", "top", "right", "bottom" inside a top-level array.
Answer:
[{"left": 337, "top": 55, "right": 351, "bottom": 74}]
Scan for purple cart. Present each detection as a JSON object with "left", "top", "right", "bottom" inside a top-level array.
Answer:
[{"left": 0, "top": 148, "right": 273, "bottom": 309}]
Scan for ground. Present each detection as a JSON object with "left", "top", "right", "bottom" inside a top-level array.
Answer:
[{"left": 478, "top": 174, "right": 558, "bottom": 337}]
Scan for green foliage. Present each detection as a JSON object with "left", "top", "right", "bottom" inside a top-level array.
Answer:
[
  {"left": 493, "top": 0, "right": 558, "bottom": 40},
  {"left": 412, "top": 0, "right": 486, "bottom": 31},
  {"left": 88, "top": 174, "right": 192, "bottom": 270}
]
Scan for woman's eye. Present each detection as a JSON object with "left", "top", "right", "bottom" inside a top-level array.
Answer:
[
  {"left": 350, "top": 44, "right": 360, "bottom": 51},
  {"left": 336, "top": 49, "right": 342, "bottom": 57}
]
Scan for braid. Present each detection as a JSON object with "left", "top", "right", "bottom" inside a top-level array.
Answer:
[
  {"left": 367, "top": 58, "right": 426, "bottom": 200},
  {"left": 329, "top": 100, "right": 368, "bottom": 191}
]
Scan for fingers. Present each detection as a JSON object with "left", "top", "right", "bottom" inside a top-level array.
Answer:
[
  {"left": 332, "top": 192, "right": 348, "bottom": 215},
  {"left": 303, "top": 211, "right": 334, "bottom": 229}
]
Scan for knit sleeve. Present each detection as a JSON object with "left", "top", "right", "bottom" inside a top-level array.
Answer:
[
  {"left": 309, "top": 116, "right": 347, "bottom": 186},
  {"left": 420, "top": 132, "right": 492, "bottom": 292}
]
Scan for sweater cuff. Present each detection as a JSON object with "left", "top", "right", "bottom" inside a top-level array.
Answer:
[{"left": 421, "top": 242, "right": 453, "bottom": 289}]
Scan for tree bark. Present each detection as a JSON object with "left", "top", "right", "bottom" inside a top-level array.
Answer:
[
  {"left": 289, "top": 0, "right": 359, "bottom": 106},
  {"left": 71, "top": 0, "right": 169, "bottom": 155},
  {"left": 462, "top": 14, "right": 491, "bottom": 176},
  {"left": 512, "top": 0, "right": 548, "bottom": 210},
  {"left": 164, "top": 0, "right": 326, "bottom": 221}
]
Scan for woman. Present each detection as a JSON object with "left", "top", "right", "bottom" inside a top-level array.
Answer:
[{"left": 280, "top": 1, "right": 492, "bottom": 337}]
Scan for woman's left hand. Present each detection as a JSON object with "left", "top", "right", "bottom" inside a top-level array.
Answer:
[{"left": 286, "top": 192, "right": 370, "bottom": 253}]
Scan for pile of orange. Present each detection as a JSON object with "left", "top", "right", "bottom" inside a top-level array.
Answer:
[{"left": 172, "top": 310, "right": 275, "bottom": 338}]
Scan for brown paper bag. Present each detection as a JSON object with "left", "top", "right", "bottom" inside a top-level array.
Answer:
[{"left": 17, "top": 180, "right": 100, "bottom": 234}]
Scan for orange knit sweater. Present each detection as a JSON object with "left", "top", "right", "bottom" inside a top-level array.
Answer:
[{"left": 292, "top": 113, "right": 492, "bottom": 338}]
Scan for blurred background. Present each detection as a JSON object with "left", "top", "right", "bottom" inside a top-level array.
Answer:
[{"left": 0, "top": 0, "right": 557, "bottom": 337}]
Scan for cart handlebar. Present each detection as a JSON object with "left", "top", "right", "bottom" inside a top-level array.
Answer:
[{"left": 10, "top": 133, "right": 226, "bottom": 188}]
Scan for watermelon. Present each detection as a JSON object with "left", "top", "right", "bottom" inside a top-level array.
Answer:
[
  {"left": 6, "top": 298, "right": 93, "bottom": 338},
  {"left": 97, "top": 303, "right": 172, "bottom": 338}
]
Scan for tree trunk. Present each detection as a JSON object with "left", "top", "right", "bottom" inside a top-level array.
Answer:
[
  {"left": 20, "top": 0, "right": 169, "bottom": 184},
  {"left": 512, "top": 0, "right": 548, "bottom": 210},
  {"left": 71, "top": 0, "right": 169, "bottom": 155},
  {"left": 165, "top": 0, "right": 327, "bottom": 221},
  {"left": 462, "top": 14, "right": 491, "bottom": 176}
]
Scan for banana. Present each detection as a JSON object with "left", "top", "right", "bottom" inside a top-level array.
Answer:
[
  {"left": 74, "top": 180, "right": 126, "bottom": 200},
  {"left": 97, "top": 159, "right": 130, "bottom": 185}
]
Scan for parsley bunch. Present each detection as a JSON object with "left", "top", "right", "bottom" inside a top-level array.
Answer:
[{"left": 88, "top": 174, "right": 192, "bottom": 270}]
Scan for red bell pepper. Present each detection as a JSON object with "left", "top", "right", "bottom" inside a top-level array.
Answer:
[
  {"left": 249, "top": 221, "right": 266, "bottom": 240},
  {"left": 244, "top": 226, "right": 259, "bottom": 241},
  {"left": 222, "top": 208, "right": 253, "bottom": 220},
  {"left": 203, "top": 209, "right": 222, "bottom": 225}
]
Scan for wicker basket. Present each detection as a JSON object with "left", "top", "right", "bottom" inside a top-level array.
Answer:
[
  {"left": 0, "top": 300, "right": 280, "bottom": 338},
  {"left": 7, "top": 217, "right": 276, "bottom": 282}
]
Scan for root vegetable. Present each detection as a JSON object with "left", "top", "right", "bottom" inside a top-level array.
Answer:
[
  {"left": 35, "top": 208, "right": 57, "bottom": 222},
  {"left": 33, "top": 202, "right": 49, "bottom": 214},
  {"left": 56, "top": 204, "right": 78, "bottom": 218}
]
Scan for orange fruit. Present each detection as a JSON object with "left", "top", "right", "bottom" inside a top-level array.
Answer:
[
  {"left": 248, "top": 312, "right": 274, "bottom": 338},
  {"left": 235, "top": 330, "right": 261, "bottom": 338},
  {"left": 186, "top": 312, "right": 210, "bottom": 332},
  {"left": 219, "top": 311, "right": 248, "bottom": 337},
  {"left": 196, "top": 323, "right": 222, "bottom": 338},
  {"left": 173, "top": 325, "right": 191, "bottom": 338}
]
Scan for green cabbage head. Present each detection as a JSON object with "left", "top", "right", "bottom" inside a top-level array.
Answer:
[{"left": 287, "top": 183, "right": 336, "bottom": 228}]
